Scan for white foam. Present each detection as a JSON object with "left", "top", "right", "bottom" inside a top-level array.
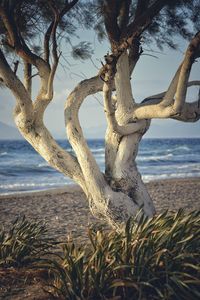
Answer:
[
  {"left": 137, "top": 153, "right": 173, "bottom": 162},
  {"left": 38, "top": 163, "right": 49, "bottom": 167},
  {"left": 173, "top": 146, "right": 190, "bottom": 151},
  {"left": 91, "top": 148, "right": 105, "bottom": 153},
  {"left": 0, "top": 152, "right": 8, "bottom": 156},
  {"left": 142, "top": 172, "right": 200, "bottom": 182},
  {"left": 95, "top": 153, "right": 105, "bottom": 158},
  {"left": 0, "top": 180, "right": 72, "bottom": 189}
]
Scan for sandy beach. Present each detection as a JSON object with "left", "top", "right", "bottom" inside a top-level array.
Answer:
[
  {"left": 0, "top": 177, "right": 200, "bottom": 244},
  {"left": 0, "top": 178, "right": 200, "bottom": 299}
]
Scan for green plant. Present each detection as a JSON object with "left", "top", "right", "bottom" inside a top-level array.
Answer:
[
  {"left": 0, "top": 216, "right": 54, "bottom": 268},
  {"left": 45, "top": 210, "right": 200, "bottom": 300}
]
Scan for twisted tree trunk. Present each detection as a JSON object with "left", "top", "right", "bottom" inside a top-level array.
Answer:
[{"left": 65, "top": 52, "right": 155, "bottom": 228}]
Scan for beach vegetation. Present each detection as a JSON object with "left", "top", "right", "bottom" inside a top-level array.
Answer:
[
  {"left": 0, "top": 216, "right": 53, "bottom": 268},
  {"left": 43, "top": 210, "right": 200, "bottom": 300},
  {"left": 0, "top": 1, "right": 200, "bottom": 227}
]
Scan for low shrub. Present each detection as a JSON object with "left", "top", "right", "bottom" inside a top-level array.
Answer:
[
  {"left": 0, "top": 216, "right": 53, "bottom": 268},
  {"left": 45, "top": 210, "right": 200, "bottom": 300}
]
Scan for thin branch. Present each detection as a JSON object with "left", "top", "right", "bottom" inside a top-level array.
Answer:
[
  {"left": 126, "top": 0, "right": 170, "bottom": 40},
  {"left": 47, "top": 52, "right": 61, "bottom": 99},
  {"left": 13, "top": 60, "right": 19, "bottom": 74},
  {"left": 29, "top": 72, "right": 39, "bottom": 80},
  {"left": 141, "top": 53, "right": 158, "bottom": 59},
  {"left": 44, "top": 21, "right": 54, "bottom": 64},
  {"left": 23, "top": 60, "right": 32, "bottom": 97},
  {"left": 142, "top": 81, "right": 200, "bottom": 103},
  {"left": 45, "top": 3, "right": 60, "bottom": 100},
  {"left": 43, "top": 0, "right": 79, "bottom": 99},
  {"left": 174, "top": 31, "right": 200, "bottom": 112},
  {"left": 0, "top": 6, "right": 50, "bottom": 77},
  {"left": 60, "top": 0, "right": 79, "bottom": 17}
]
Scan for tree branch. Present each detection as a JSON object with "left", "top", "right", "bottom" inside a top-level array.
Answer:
[
  {"left": 0, "top": 49, "right": 33, "bottom": 118},
  {"left": 0, "top": 6, "right": 50, "bottom": 74},
  {"left": 172, "top": 101, "right": 200, "bottom": 122},
  {"left": 43, "top": 0, "right": 78, "bottom": 64},
  {"left": 60, "top": 0, "right": 79, "bottom": 17},
  {"left": 44, "top": 21, "right": 54, "bottom": 64},
  {"left": 118, "top": 0, "right": 131, "bottom": 32},
  {"left": 174, "top": 31, "right": 200, "bottom": 113},
  {"left": 103, "top": 0, "right": 121, "bottom": 49},
  {"left": 130, "top": 32, "right": 200, "bottom": 120},
  {"left": 143, "top": 81, "right": 200, "bottom": 103},
  {"left": 140, "top": 81, "right": 200, "bottom": 122},
  {"left": 161, "top": 63, "right": 183, "bottom": 107},
  {"left": 102, "top": 50, "right": 146, "bottom": 136},
  {"left": 65, "top": 76, "right": 109, "bottom": 196},
  {"left": 46, "top": 4, "right": 60, "bottom": 100},
  {"left": 35, "top": 0, "right": 79, "bottom": 120},
  {"left": 103, "top": 78, "right": 149, "bottom": 135},
  {"left": 23, "top": 61, "right": 32, "bottom": 97},
  {"left": 134, "top": 0, "right": 150, "bottom": 19},
  {"left": 100, "top": 0, "right": 168, "bottom": 83},
  {"left": 126, "top": 0, "right": 170, "bottom": 39}
]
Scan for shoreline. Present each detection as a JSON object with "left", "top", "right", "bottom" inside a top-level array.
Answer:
[
  {"left": 0, "top": 176, "right": 200, "bottom": 199},
  {"left": 0, "top": 177, "right": 200, "bottom": 244}
]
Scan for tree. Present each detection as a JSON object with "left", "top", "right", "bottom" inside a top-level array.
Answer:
[{"left": 0, "top": 0, "right": 200, "bottom": 229}]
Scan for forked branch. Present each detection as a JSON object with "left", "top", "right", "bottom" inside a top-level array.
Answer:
[
  {"left": 128, "top": 32, "right": 200, "bottom": 120},
  {"left": 142, "top": 81, "right": 200, "bottom": 123},
  {"left": 103, "top": 54, "right": 148, "bottom": 136},
  {"left": 0, "top": 6, "right": 50, "bottom": 76}
]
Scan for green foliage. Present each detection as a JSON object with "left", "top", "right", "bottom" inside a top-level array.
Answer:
[
  {"left": 91, "top": 0, "right": 200, "bottom": 50},
  {"left": 0, "top": 211, "right": 199, "bottom": 299},
  {"left": 143, "top": 0, "right": 200, "bottom": 50},
  {"left": 45, "top": 210, "right": 200, "bottom": 300},
  {"left": 0, "top": 216, "right": 53, "bottom": 268},
  {"left": 0, "top": 0, "right": 94, "bottom": 59},
  {"left": 71, "top": 41, "right": 93, "bottom": 60}
]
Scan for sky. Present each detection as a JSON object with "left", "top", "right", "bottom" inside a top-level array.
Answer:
[{"left": 0, "top": 27, "right": 200, "bottom": 139}]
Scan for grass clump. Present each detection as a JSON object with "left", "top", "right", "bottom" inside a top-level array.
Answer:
[
  {"left": 45, "top": 210, "right": 200, "bottom": 300},
  {"left": 0, "top": 216, "right": 53, "bottom": 268}
]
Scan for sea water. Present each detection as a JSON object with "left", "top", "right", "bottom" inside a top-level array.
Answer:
[{"left": 0, "top": 138, "right": 200, "bottom": 195}]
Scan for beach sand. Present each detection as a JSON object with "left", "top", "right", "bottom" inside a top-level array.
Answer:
[
  {"left": 0, "top": 177, "right": 200, "bottom": 299},
  {"left": 0, "top": 177, "right": 200, "bottom": 244}
]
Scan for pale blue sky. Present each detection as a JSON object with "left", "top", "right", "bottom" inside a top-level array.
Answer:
[{"left": 0, "top": 28, "right": 199, "bottom": 138}]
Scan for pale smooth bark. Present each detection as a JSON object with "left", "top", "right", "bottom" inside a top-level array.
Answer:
[
  {"left": 104, "top": 52, "right": 155, "bottom": 219},
  {"left": 65, "top": 55, "right": 154, "bottom": 227}
]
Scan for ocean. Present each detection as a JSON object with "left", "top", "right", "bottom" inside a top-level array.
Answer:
[{"left": 0, "top": 138, "right": 200, "bottom": 195}]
